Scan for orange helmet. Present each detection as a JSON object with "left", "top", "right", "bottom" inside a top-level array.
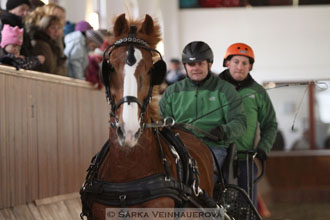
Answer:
[{"left": 223, "top": 43, "right": 255, "bottom": 67}]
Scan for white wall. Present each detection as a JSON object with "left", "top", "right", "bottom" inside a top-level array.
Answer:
[
  {"left": 179, "top": 6, "right": 330, "bottom": 83},
  {"left": 0, "top": 0, "right": 5, "bottom": 9},
  {"left": 59, "top": 0, "right": 88, "bottom": 23},
  {"left": 178, "top": 6, "right": 330, "bottom": 150}
]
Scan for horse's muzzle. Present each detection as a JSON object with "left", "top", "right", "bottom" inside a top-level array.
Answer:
[{"left": 117, "top": 125, "right": 141, "bottom": 147}]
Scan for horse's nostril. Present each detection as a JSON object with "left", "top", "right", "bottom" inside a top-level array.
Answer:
[
  {"left": 117, "top": 126, "right": 124, "bottom": 139},
  {"left": 134, "top": 129, "right": 141, "bottom": 139}
]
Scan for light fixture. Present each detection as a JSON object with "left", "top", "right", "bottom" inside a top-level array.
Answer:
[{"left": 88, "top": 12, "right": 99, "bottom": 30}]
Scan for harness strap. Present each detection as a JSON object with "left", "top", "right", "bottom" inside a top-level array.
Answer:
[
  {"left": 154, "top": 129, "right": 172, "bottom": 179},
  {"left": 158, "top": 129, "right": 183, "bottom": 183},
  {"left": 80, "top": 140, "right": 110, "bottom": 220},
  {"left": 160, "top": 126, "right": 201, "bottom": 196},
  {"left": 159, "top": 127, "right": 190, "bottom": 185},
  {"left": 84, "top": 174, "right": 193, "bottom": 207},
  {"left": 84, "top": 140, "right": 110, "bottom": 186}
]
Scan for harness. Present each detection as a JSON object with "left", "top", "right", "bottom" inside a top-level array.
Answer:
[{"left": 80, "top": 126, "right": 218, "bottom": 220}]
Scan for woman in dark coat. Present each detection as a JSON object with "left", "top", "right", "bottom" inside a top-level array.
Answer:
[{"left": 29, "top": 15, "right": 66, "bottom": 76}]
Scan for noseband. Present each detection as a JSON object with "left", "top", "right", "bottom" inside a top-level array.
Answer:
[{"left": 102, "top": 26, "right": 164, "bottom": 129}]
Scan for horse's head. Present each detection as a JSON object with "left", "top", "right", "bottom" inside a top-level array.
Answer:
[{"left": 100, "top": 14, "right": 166, "bottom": 148}]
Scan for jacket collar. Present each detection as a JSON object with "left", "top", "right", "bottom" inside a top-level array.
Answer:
[
  {"left": 189, "top": 71, "right": 212, "bottom": 87},
  {"left": 219, "top": 69, "right": 254, "bottom": 90}
]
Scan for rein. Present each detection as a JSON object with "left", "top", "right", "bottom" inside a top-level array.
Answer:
[{"left": 144, "top": 117, "right": 220, "bottom": 142}]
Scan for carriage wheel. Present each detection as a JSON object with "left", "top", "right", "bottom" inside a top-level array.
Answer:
[{"left": 218, "top": 184, "right": 263, "bottom": 220}]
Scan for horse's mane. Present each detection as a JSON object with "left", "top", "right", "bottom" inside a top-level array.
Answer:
[{"left": 149, "top": 87, "right": 162, "bottom": 121}]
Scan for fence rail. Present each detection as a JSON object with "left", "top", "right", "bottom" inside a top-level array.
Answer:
[{"left": 0, "top": 66, "right": 109, "bottom": 209}]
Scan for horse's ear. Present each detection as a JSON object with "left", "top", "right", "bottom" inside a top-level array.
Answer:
[
  {"left": 139, "top": 14, "right": 154, "bottom": 35},
  {"left": 114, "top": 13, "right": 129, "bottom": 37}
]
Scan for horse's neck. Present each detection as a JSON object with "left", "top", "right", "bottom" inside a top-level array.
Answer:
[{"left": 98, "top": 128, "right": 164, "bottom": 182}]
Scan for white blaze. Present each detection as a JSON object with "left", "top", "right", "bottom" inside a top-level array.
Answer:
[{"left": 122, "top": 49, "right": 142, "bottom": 143}]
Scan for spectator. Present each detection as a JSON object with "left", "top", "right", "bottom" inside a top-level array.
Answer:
[
  {"left": 64, "top": 27, "right": 104, "bottom": 80},
  {"left": 86, "top": 47, "right": 103, "bottom": 89},
  {"left": 30, "top": 15, "right": 66, "bottom": 75},
  {"left": 64, "top": 21, "right": 75, "bottom": 36},
  {"left": 74, "top": 20, "right": 93, "bottom": 32},
  {"left": 85, "top": 36, "right": 112, "bottom": 88},
  {"left": 98, "top": 29, "right": 113, "bottom": 44},
  {"left": 0, "top": 24, "right": 44, "bottom": 70},
  {"left": 0, "top": 0, "right": 32, "bottom": 56},
  {"left": 165, "top": 58, "right": 186, "bottom": 85},
  {"left": 29, "top": 0, "right": 45, "bottom": 10},
  {"left": 25, "top": 3, "right": 66, "bottom": 72},
  {"left": 25, "top": 3, "right": 66, "bottom": 31}
]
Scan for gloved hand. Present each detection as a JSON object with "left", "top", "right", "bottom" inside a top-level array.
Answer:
[
  {"left": 209, "top": 126, "right": 224, "bottom": 141},
  {"left": 256, "top": 149, "right": 267, "bottom": 161}
]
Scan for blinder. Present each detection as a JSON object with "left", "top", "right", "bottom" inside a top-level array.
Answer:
[
  {"left": 150, "top": 59, "right": 167, "bottom": 86},
  {"left": 100, "top": 58, "right": 113, "bottom": 88}
]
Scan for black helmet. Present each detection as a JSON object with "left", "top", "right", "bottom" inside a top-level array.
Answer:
[{"left": 182, "top": 41, "right": 213, "bottom": 64}]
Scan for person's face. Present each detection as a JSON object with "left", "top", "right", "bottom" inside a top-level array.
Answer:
[
  {"left": 169, "top": 62, "right": 180, "bottom": 71},
  {"left": 87, "top": 41, "right": 99, "bottom": 51},
  {"left": 5, "top": 44, "right": 21, "bottom": 57},
  {"left": 9, "top": 4, "right": 30, "bottom": 18},
  {"left": 47, "top": 22, "right": 61, "bottom": 41},
  {"left": 226, "top": 55, "right": 251, "bottom": 81},
  {"left": 185, "top": 60, "right": 211, "bottom": 81}
]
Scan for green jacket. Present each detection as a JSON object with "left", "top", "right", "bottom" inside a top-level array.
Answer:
[
  {"left": 219, "top": 70, "right": 278, "bottom": 154},
  {"left": 159, "top": 72, "right": 247, "bottom": 148}
]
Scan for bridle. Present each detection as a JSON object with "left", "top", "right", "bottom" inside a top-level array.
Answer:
[{"left": 101, "top": 26, "right": 165, "bottom": 129}]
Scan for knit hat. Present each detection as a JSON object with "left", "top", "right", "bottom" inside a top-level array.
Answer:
[
  {"left": 0, "top": 24, "right": 24, "bottom": 48},
  {"left": 6, "top": 0, "right": 31, "bottom": 11},
  {"left": 86, "top": 30, "right": 104, "bottom": 47},
  {"left": 74, "top": 20, "right": 93, "bottom": 32}
]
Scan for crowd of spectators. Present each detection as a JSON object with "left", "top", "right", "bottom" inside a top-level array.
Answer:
[{"left": 0, "top": 0, "right": 112, "bottom": 89}]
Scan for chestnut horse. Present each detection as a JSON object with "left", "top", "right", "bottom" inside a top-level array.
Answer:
[{"left": 80, "top": 14, "right": 215, "bottom": 220}]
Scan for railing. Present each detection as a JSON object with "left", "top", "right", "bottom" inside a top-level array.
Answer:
[
  {"left": 0, "top": 65, "right": 109, "bottom": 209},
  {"left": 266, "top": 150, "right": 330, "bottom": 202}
]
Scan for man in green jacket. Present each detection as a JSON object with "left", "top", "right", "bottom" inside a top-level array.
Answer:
[
  {"left": 159, "top": 41, "right": 247, "bottom": 184},
  {"left": 219, "top": 42, "right": 278, "bottom": 206}
]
